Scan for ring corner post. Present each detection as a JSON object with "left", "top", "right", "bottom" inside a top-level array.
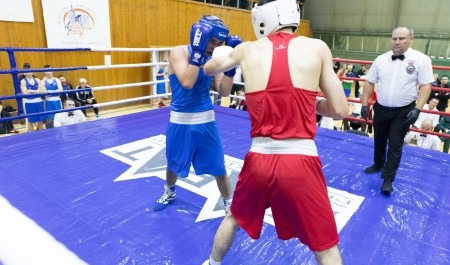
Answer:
[{"left": 6, "top": 47, "right": 25, "bottom": 118}]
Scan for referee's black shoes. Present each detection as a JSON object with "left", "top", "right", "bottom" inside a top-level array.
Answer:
[
  {"left": 364, "top": 164, "right": 384, "bottom": 174},
  {"left": 381, "top": 179, "right": 394, "bottom": 194}
]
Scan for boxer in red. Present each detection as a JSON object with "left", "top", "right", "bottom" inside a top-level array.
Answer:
[{"left": 203, "top": 0, "right": 348, "bottom": 264}]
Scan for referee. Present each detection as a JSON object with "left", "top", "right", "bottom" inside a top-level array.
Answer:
[{"left": 360, "top": 26, "right": 433, "bottom": 194}]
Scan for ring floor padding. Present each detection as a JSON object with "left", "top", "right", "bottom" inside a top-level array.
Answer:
[{"left": 0, "top": 106, "right": 449, "bottom": 265}]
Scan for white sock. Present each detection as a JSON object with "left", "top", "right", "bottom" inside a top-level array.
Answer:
[
  {"left": 165, "top": 184, "right": 176, "bottom": 192},
  {"left": 223, "top": 197, "right": 232, "bottom": 213},
  {"left": 209, "top": 256, "right": 221, "bottom": 265},
  {"left": 223, "top": 197, "right": 232, "bottom": 203}
]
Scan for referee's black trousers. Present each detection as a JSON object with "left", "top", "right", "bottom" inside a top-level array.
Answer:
[{"left": 372, "top": 101, "right": 415, "bottom": 182}]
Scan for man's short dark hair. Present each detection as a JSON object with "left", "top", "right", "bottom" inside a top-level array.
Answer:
[
  {"left": 23, "top": 63, "right": 31, "bottom": 69},
  {"left": 429, "top": 97, "right": 439, "bottom": 102},
  {"left": 258, "top": 0, "right": 275, "bottom": 5}
]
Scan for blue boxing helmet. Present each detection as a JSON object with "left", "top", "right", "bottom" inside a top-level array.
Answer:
[{"left": 198, "top": 15, "right": 229, "bottom": 42}]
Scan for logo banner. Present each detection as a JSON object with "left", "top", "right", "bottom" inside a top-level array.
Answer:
[{"left": 41, "top": 0, "right": 111, "bottom": 48}]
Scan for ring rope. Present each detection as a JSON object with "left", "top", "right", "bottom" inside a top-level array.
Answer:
[
  {"left": 0, "top": 48, "right": 449, "bottom": 143},
  {"left": 0, "top": 47, "right": 172, "bottom": 52},
  {"left": 210, "top": 90, "right": 245, "bottom": 101},
  {"left": 87, "top": 62, "right": 167, "bottom": 71},
  {"left": 344, "top": 116, "right": 449, "bottom": 139},
  {"left": 0, "top": 46, "right": 174, "bottom": 124},
  {"left": 333, "top": 58, "right": 450, "bottom": 71},
  {"left": 0, "top": 88, "right": 92, "bottom": 101},
  {"left": 95, "top": 93, "right": 171, "bottom": 108},
  {"left": 0, "top": 93, "right": 170, "bottom": 123},
  {"left": 93, "top": 80, "right": 169, "bottom": 91}
]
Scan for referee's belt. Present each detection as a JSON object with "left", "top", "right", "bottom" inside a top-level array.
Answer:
[{"left": 376, "top": 101, "right": 415, "bottom": 110}]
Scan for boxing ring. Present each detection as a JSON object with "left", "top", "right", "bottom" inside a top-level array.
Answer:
[{"left": 0, "top": 48, "right": 449, "bottom": 265}]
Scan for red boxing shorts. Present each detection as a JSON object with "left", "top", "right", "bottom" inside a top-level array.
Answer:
[{"left": 230, "top": 137, "right": 339, "bottom": 252}]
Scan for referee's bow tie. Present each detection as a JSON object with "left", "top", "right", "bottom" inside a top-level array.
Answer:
[{"left": 392, "top": 54, "right": 405, "bottom": 61}]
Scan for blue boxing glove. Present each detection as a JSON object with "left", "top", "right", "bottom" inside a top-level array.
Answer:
[
  {"left": 225, "top": 34, "right": 243, "bottom": 48},
  {"left": 223, "top": 35, "right": 243, "bottom": 77},
  {"left": 189, "top": 22, "right": 214, "bottom": 67}
]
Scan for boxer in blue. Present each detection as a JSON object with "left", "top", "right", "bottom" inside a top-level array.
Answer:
[{"left": 153, "top": 16, "right": 243, "bottom": 212}]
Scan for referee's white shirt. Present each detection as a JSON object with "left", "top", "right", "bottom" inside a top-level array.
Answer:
[
  {"left": 366, "top": 48, "right": 434, "bottom": 107},
  {"left": 53, "top": 110, "right": 87, "bottom": 127}
]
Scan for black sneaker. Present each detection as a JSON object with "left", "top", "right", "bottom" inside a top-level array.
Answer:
[
  {"left": 381, "top": 180, "right": 393, "bottom": 194},
  {"left": 364, "top": 164, "right": 383, "bottom": 174}
]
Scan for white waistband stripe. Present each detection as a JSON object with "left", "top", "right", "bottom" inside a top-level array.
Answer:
[
  {"left": 250, "top": 137, "right": 318, "bottom": 156},
  {"left": 46, "top": 96, "right": 61, "bottom": 101},
  {"left": 170, "top": 110, "right": 215, "bottom": 124},
  {"left": 23, "top": 98, "right": 43, "bottom": 103}
]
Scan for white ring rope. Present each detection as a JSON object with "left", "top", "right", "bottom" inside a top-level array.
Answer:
[
  {"left": 91, "top": 47, "right": 173, "bottom": 52},
  {"left": 92, "top": 80, "right": 169, "bottom": 91},
  {"left": 0, "top": 46, "right": 245, "bottom": 123},
  {"left": 94, "top": 93, "right": 172, "bottom": 108},
  {"left": 210, "top": 91, "right": 246, "bottom": 100},
  {"left": 87, "top": 62, "right": 169, "bottom": 70}
]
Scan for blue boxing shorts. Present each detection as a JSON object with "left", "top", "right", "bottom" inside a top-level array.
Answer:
[
  {"left": 24, "top": 100, "right": 46, "bottom": 123},
  {"left": 166, "top": 111, "right": 226, "bottom": 178},
  {"left": 45, "top": 97, "right": 62, "bottom": 120}
]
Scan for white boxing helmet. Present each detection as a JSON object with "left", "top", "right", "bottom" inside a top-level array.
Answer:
[{"left": 252, "top": 0, "right": 301, "bottom": 39}]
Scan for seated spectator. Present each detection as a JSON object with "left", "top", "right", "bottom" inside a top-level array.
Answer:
[
  {"left": 75, "top": 78, "right": 100, "bottom": 118},
  {"left": 0, "top": 101, "right": 18, "bottom": 134},
  {"left": 20, "top": 63, "right": 46, "bottom": 132},
  {"left": 336, "top": 63, "right": 346, "bottom": 79},
  {"left": 228, "top": 67, "right": 245, "bottom": 109},
  {"left": 210, "top": 74, "right": 222, "bottom": 106},
  {"left": 42, "top": 65, "right": 63, "bottom": 128},
  {"left": 58, "top": 74, "right": 80, "bottom": 106},
  {"left": 53, "top": 99, "right": 87, "bottom": 127},
  {"left": 343, "top": 112, "right": 363, "bottom": 131},
  {"left": 230, "top": 66, "right": 244, "bottom": 97},
  {"left": 342, "top": 64, "right": 355, "bottom": 98},
  {"left": 229, "top": 90, "right": 247, "bottom": 111},
  {"left": 404, "top": 119, "right": 440, "bottom": 151},
  {"left": 429, "top": 74, "right": 450, "bottom": 112},
  {"left": 437, "top": 115, "right": 450, "bottom": 153},
  {"left": 354, "top": 64, "right": 367, "bottom": 98},
  {"left": 431, "top": 73, "right": 440, "bottom": 87},
  {"left": 316, "top": 96, "right": 338, "bottom": 130},
  {"left": 342, "top": 76, "right": 372, "bottom": 133},
  {"left": 318, "top": 116, "right": 336, "bottom": 130},
  {"left": 333, "top": 58, "right": 340, "bottom": 74},
  {"left": 413, "top": 97, "right": 440, "bottom": 129}
]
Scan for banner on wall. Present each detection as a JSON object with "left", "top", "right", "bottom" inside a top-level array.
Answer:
[
  {"left": 41, "top": 0, "right": 111, "bottom": 48},
  {"left": 0, "top": 0, "right": 34, "bottom": 22}
]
